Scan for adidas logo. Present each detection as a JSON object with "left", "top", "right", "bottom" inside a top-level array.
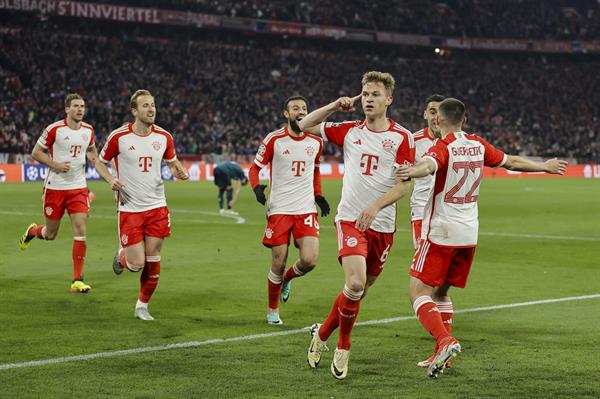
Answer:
[
  {"left": 283, "top": 149, "right": 290, "bottom": 155},
  {"left": 128, "top": 146, "right": 135, "bottom": 151},
  {"left": 353, "top": 139, "right": 361, "bottom": 145}
]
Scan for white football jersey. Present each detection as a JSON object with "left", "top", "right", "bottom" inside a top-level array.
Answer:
[
  {"left": 421, "top": 131, "right": 507, "bottom": 246},
  {"left": 321, "top": 120, "right": 414, "bottom": 233},
  {"left": 99, "top": 123, "right": 177, "bottom": 212},
  {"left": 37, "top": 119, "right": 94, "bottom": 190},
  {"left": 254, "top": 126, "right": 323, "bottom": 216},
  {"left": 410, "top": 127, "right": 435, "bottom": 221}
]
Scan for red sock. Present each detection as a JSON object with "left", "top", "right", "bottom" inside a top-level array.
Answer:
[
  {"left": 283, "top": 264, "right": 303, "bottom": 282},
  {"left": 436, "top": 301, "right": 453, "bottom": 334},
  {"left": 337, "top": 287, "right": 362, "bottom": 350},
  {"left": 72, "top": 238, "right": 86, "bottom": 281},
  {"left": 267, "top": 271, "right": 282, "bottom": 312},
  {"left": 414, "top": 296, "right": 450, "bottom": 344},
  {"left": 138, "top": 256, "right": 160, "bottom": 303},
  {"left": 319, "top": 293, "right": 342, "bottom": 341},
  {"left": 29, "top": 224, "right": 46, "bottom": 239}
]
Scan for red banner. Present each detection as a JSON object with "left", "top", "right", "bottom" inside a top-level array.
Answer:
[{"left": 0, "top": 164, "right": 23, "bottom": 183}]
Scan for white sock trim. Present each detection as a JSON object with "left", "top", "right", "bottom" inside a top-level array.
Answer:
[
  {"left": 145, "top": 255, "right": 161, "bottom": 262},
  {"left": 435, "top": 301, "right": 454, "bottom": 313},
  {"left": 268, "top": 270, "right": 283, "bottom": 284},
  {"left": 73, "top": 236, "right": 86, "bottom": 241},
  {"left": 292, "top": 263, "right": 305, "bottom": 276},
  {"left": 343, "top": 285, "right": 363, "bottom": 301},
  {"left": 413, "top": 295, "right": 435, "bottom": 314}
]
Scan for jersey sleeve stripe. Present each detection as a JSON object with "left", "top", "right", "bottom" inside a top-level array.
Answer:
[{"left": 254, "top": 159, "right": 267, "bottom": 168}]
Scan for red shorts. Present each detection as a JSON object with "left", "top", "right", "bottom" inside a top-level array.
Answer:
[
  {"left": 335, "top": 220, "right": 394, "bottom": 277},
  {"left": 263, "top": 213, "right": 319, "bottom": 248},
  {"left": 409, "top": 239, "right": 477, "bottom": 288},
  {"left": 119, "top": 206, "right": 171, "bottom": 247},
  {"left": 43, "top": 188, "right": 89, "bottom": 220},
  {"left": 411, "top": 219, "right": 423, "bottom": 249}
]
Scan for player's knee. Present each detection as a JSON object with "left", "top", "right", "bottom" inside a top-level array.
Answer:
[
  {"left": 346, "top": 278, "right": 366, "bottom": 293},
  {"left": 45, "top": 230, "right": 58, "bottom": 240},
  {"left": 127, "top": 262, "right": 144, "bottom": 272},
  {"left": 299, "top": 254, "right": 318, "bottom": 270}
]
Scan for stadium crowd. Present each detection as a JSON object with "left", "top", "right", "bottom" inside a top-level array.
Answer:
[
  {"left": 93, "top": 0, "right": 600, "bottom": 40},
  {"left": 0, "top": 23, "right": 598, "bottom": 162}
]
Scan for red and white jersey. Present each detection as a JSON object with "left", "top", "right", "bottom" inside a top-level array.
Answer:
[
  {"left": 37, "top": 119, "right": 94, "bottom": 190},
  {"left": 254, "top": 126, "right": 323, "bottom": 216},
  {"left": 99, "top": 123, "right": 177, "bottom": 212},
  {"left": 321, "top": 119, "right": 415, "bottom": 233},
  {"left": 410, "top": 127, "right": 435, "bottom": 221},
  {"left": 421, "top": 131, "right": 507, "bottom": 247}
]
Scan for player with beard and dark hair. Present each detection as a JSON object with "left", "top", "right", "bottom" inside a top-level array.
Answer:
[{"left": 248, "top": 95, "right": 330, "bottom": 325}]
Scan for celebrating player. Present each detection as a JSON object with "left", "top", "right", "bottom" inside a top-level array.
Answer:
[
  {"left": 410, "top": 94, "right": 445, "bottom": 249},
  {"left": 95, "top": 89, "right": 189, "bottom": 321},
  {"left": 298, "top": 72, "right": 414, "bottom": 379},
  {"left": 249, "top": 95, "right": 330, "bottom": 325},
  {"left": 19, "top": 93, "right": 97, "bottom": 293},
  {"left": 396, "top": 98, "right": 567, "bottom": 378},
  {"left": 213, "top": 161, "right": 248, "bottom": 215}
]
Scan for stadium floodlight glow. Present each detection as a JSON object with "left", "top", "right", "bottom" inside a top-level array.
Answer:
[{"left": 435, "top": 48, "right": 441, "bottom": 54}]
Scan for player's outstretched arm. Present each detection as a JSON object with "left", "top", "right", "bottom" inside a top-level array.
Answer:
[
  {"left": 395, "top": 159, "right": 437, "bottom": 181},
  {"left": 31, "top": 143, "right": 70, "bottom": 173},
  {"left": 94, "top": 159, "right": 125, "bottom": 191},
  {"left": 166, "top": 159, "right": 189, "bottom": 180},
  {"left": 355, "top": 180, "right": 411, "bottom": 232},
  {"left": 298, "top": 94, "right": 361, "bottom": 135},
  {"left": 503, "top": 156, "right": 567, "bottom": 174}
]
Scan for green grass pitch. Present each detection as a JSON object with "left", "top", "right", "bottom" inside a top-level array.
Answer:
[{"left": 0, "top": 178, "right": 599, "bottom": 398}]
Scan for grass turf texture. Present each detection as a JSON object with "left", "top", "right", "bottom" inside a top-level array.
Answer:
[{"left": 0, "top": 178, "right": 598, "bottom": 398}]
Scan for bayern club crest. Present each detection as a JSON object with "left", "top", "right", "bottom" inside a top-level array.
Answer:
[
  {"left": 45, "top": 207, "right": 53, "bottom": 216},
  {"left": 120, "top": 234, "right": 129, "bottom": 246},
  {"left": 382, "top": 138, "right": 395, "bottom": 152},
  {"left": 265, "top": 228, "right": 274, "bottom": 239},
  {"left": 152, "top": 141, "right": 162, "bottom": 151},
  {"left": 306, "top": 146, "right": 314, "bottom": 156}
]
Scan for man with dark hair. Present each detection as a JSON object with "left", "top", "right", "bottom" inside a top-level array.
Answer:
[
  {"left": 20, "top": 93, "right": 97, "bottom": 293},
  {"left": 95, "top": 89, "right": 189, "bottom": 321},
  {"left": 248, "top": 95, "right": 330, "bottom": 326},
  {"left": 213, "top": 161, "right": 248, "bottom": 215},
  {"left": 396, "top": 97, "right": 567, "bottom": 378}
]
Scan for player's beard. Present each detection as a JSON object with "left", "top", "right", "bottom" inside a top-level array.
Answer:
[{"left": 289, "top": 118, "right": 302, "bottom": 134}]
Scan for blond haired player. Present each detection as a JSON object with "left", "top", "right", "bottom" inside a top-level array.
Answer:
[
  {"left": 95, "top": 90, "right": 189, "bottom": 320},
  {"left": 299, "top": 72, "right": 414, "bottom": 379},
  {"left": 396, "top": 98, "right": 567, "bottom": 378},
  {"left": 248, "top": 95, "right": 330, "bottom": 325},
  {"left": 20, "top": 93, "right": 97, "bottom": 293}
]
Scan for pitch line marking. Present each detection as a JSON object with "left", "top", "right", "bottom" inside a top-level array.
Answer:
[
  {"left": 2, "top": 210, "right": 599, "bottom": 241},
  {"left": 1, "top": 293, "right": 598, "bottom": 371}
]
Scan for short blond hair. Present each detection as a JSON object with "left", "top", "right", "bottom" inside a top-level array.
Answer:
[
  {"left": 361, "top": 71, "right": 395, "bottom": 96},
  {"left": 130, "top": 89, "right": 153, "bottom": 110},
  {"left": 65, "top": 93, "right": 83, "bottom": 108}
]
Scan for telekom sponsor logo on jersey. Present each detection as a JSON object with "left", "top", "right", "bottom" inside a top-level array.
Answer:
[
  {"left": 359, "top": 154, "right": 379, "bottom": 175},
  {"left": 291, "top": 160, "right": 306, "bottom": 176},
  {"left": 139, "top": 156, "right": 153, "bottom": 172},
  {"left": 70, "top": 145, "right": 82, "bottom": 157}
]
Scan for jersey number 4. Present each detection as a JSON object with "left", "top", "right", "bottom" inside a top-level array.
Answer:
[
  {"left": 304, "top": 214, "right": 320, "bottom": 230},
  {"left": 444, "top": 161, "right": 484, "bottom": 204}
]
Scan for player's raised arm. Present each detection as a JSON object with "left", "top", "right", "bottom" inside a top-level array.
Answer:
[
  {"left": 503, "top": 156, "right": 567, "bottom": 174},
  {"left": 298, "top": 94, "right": 361, "bottom": 134}
]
